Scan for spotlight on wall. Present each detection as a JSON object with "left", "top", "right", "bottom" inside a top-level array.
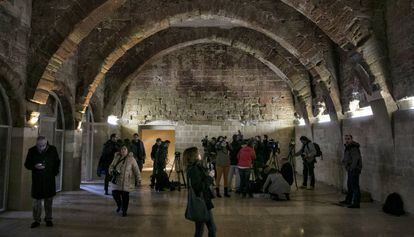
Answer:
[
  {"left": 398, "top": 96, "right": 414, "bottom": 110},
  {"left": 351, "top": 106, "right": 373, "bottom": 118},
  {"left": 317, "top": 114, "right": 331, "bottom": 123},
  {"left": 28, "top": 111, "right": 40, "bottom": 127},
  {"left": 107, "top": 115, "right": 119, "bottom": 125}
]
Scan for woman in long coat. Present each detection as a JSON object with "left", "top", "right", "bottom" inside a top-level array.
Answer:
[{"left": 109, "top": 145, "right": 141, "bottom": 217}]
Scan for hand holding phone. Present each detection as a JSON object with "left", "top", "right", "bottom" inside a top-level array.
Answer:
[{"left": 35, "top": 163, "right": 45, "bottom": 170}]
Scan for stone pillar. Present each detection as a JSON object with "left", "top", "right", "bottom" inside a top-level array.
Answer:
[
  {"left": 62, "top": 130, "right": 82, "bottom": 191},
  {"left": 7, "top": 127, "right": 38, "bottom": 211}
]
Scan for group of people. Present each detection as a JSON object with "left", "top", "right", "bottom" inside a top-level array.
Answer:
[
  {"left": 201, "top": 132, "right": 292, "bottom": 200},
  {"left": 23, "top": 130, "right": 362, "bottom": 233}
]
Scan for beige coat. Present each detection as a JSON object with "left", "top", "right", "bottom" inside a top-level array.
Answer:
[{"left": 109, "top": 152, "right": 141, "bottom": 192}]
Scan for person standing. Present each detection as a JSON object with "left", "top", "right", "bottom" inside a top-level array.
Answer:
[
  {"left": 131, "top": 133, "right": 146, "bottom": 173},
  {"left": 262, "top": 135, "right": 271, "bottom": 165},
  {"left": 24, "top": 136, "right": 60, "bottom": 228},
  {"left": 109, "top": 145, "right": 141, "bottom": 216},
  {"left": 295, "top": 136, "right": 317, "bottom": 190},
  {"left": 340, "top": 134, "right": 362, "bottom": 208},
  {"left": 183, "top": 147, "right": 216, "bottom": 237},
  {"left": 154, "top": 140, "right": 170, "bottom": 191},
  {"left": 228, "top": 134, "right": 241, "bottom": 193},
  {"left": 97, "top": 133, "right": 120, "bottom": 195},
  {"left": 215, "top": 136, "right": 231, "bottom": 198},
  {"left": 150, "top": 138, "right": 162, "bottom": 188},
  {"left": 237, "top": 140, "right": 256, "bottom": 198}
]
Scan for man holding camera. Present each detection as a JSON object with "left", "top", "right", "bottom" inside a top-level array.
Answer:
[
  {"left": 25, "top": 136, "right": 60, "bottom": 228},
  {"left": 295, "top": 136, "right": 317, "bottom": 190}
]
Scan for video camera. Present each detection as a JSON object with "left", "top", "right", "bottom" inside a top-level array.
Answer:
[
  {"left": 201, "top": 136, "right": 209, "bottom": 148},
  {"left": 268, "top": 139, "right": 280, "bottom": 155}
]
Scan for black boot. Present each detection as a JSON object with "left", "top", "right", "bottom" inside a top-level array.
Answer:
[
  {"left": 224, "top": 187, "right": 231, "bottom": 198},
  {"left": 215, "top": 188, "right": 222, "bottom": 198}
]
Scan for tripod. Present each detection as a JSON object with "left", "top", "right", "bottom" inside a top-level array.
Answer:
[
  {"left": 168, "top": 152, "right": 187, "bottom": 189},
  {"left": 287, "top": 142, "right": 298, "bottom": 190},
  {"left": 267, "top": 152, "right": 280, "bottom": 171}
]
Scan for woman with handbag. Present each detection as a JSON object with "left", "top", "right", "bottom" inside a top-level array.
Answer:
[
  {"left": 183, "top": 147, "right": 216, "bottom": 237},
  {"left": 109, "top": 144, "right": 141, "bottom": 217}
]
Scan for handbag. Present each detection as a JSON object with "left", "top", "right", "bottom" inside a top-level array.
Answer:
[
  {"left": 185, "top": 179, "right": 210, "bottom": 222},
  {"left": 110, "top": 157, "right": 126, "bottom": 184}
]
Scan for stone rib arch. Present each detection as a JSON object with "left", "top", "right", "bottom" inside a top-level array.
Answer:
[
  {"left": 97, "top": 36, "right": 311, "bottom": 120},
  {"left": 32, "top": 0, "right": 343, "bottom": 116},
  {"left": 29, "top": 0, "right": 126, "bottom": 104}
]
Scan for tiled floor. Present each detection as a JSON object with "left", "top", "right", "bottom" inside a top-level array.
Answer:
[{"left": 1, "top": 174, "right": 413, "bottom": 237}]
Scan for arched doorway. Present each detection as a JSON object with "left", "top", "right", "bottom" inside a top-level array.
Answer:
[
  {"left": 38, "top": 92, "right": 65, "bottom": 192},
  {"left": 81, "top": 107, "right": 95, "bottom": 182},
  {"left": 0, "top": 84, "right": 11, "bottom": 211}
]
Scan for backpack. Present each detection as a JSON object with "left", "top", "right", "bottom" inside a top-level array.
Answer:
[
  {"left": 383, "top": 192, "right": 405, "bottom": 216},
  {"left": 313, "top": 143, "right": 322, "bottom": 157},
  {"left": 306, "top": 142, "right": 322, "bottom": 158}
]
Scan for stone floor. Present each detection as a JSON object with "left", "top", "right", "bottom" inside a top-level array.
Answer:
[{"left": 1, "top": 173, "right": 413, "bottom": 237}]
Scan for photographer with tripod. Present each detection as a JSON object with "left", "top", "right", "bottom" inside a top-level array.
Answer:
[{"left": 295, "top": 136, "right": 317, "bottom": 190}]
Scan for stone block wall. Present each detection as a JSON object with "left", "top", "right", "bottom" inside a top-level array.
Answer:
[
  {"left": 122, "top": 44, "right": 295, "bottom": 123},
  {"left": 386, "top": 0, "right": 414, "bottom": 100},
  {"left": 296, "top": 109, "right": 414, "bottom": 213}
]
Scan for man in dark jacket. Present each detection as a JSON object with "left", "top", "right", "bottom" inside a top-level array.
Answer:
[
  {"left": 262, "top": 135, "right": 271, "bottom": 164},
  {"left": 131, "top": 133, "right": 146, "bottom": 172},
  {"left": 228, "top": 135, "right": 241, "bottom": 192},
  {"left": 97, "top": 133, "right": 119, "bottom": 195},
  {"left": 154, "top": 140, "right": 170, "bottom": 191},
  {"left": 340, "top": 134, "right": 362, "bottom": 208},
  {"left": 24, "top": 136, "right": 60, "bottom": 228},
  {"left": 150, "top": 138, "right": 162, "bottom": 188}
]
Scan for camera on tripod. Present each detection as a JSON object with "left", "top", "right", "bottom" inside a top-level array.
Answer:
[{"left": 268, "top": 139, "right": 280, "bottom": 155}]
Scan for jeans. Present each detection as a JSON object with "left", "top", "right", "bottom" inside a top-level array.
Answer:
[
  {"left": 239, "top": 168, "right": 251, "bottom": 195},
  {"left": 194, "top": 210, "right": 216, "bottom": 237},
  {"left": 345, "top": 171, "right": 361, "bottom": 205},
  {"left": 137, "top": 159, "right": 144, "bottom": 173},
  {"left": 302, "top": 162, "right": 315, "bottom": 187},
  {"left": 228, "top": 165, "right": 240, "bottom": 190},
  {"left": 112, "top": 190, "right": 130, "bottom": 214},
  {"left": 33, "top": 198, "right": 53, "bottom": 222},
  {"left": 104, "top": 172, "right": 111, "bottom": 193}
]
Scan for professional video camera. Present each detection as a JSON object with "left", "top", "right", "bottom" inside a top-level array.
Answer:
[{"left": 268, "top": 139, "right": 280, "bottom": 155}]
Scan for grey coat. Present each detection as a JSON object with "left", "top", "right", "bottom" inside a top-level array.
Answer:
[
  {"left": 109, "top": 152, "right": 141, "bottom": 192},
  {"left": 215, "top": 143, "right": 230, "bottom": 167},
  {"left": 263, "top": 173, "right": 290, "bottom": 197},
  {"left": 295, "top": 141, "right": 317, "bottom": 163}
]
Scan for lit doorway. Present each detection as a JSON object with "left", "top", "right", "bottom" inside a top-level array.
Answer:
[{"left": 140, "top": 127, "right": 176, "bottom": 171}]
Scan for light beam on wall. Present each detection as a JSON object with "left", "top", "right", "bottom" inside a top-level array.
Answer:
[
  {"left": 398, "top": 96, "right": 414, "bottom": 110},
  {"left": 107, "top": 115, "right": 119, "bottom": 125},
  {"left": 317, "top": 114, "right": 331, "bottom": 123},
  {"left": 28, "top": 111, "right": 40, "bottom": 127},
  {"left": 351, "top": 106, "right": 373, "bottom": 118}
]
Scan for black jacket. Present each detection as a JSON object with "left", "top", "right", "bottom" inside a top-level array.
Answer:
[
  {"left": 131, "top": 139, "right": 146, "bottom": 161},
  {"left": 186, "top": 163, "right": 214, "bottom": 210},
  {"left": 24, "top": 145, "right": 60, "bottom": 199},
  {"left": 151, "top": 144, "right": 161, "bottom": 161},
  {"left": 229, "top": 141, "right": 241, "bottom": 166},
  {"left": 98, "top": 140, "right": 119, "bottom": 170},
  {"left": 343, "top": 142, "right": 362, "bottom": 173}
]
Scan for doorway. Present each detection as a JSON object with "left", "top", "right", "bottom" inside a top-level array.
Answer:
[
  {"left": 0, "top": 84, "right": 11, "bottom": 211},
  {"left": 140, "top": 128, "right": 176, "bottom": 171}
]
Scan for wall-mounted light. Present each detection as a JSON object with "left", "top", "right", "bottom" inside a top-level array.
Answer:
[
  {"left": 107, "top": 115, "right": 119, "bottom": 125},
  {"left": 398, "top": 96, "right": 414, "bottom": 110},
  {"left": 28, "top": 111, "right": 40, "bottom": 127},
  {"left": 76, "top": 121, "right": 83, "bottom": 131}
]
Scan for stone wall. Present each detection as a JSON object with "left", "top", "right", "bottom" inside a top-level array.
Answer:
[
  {"left": 386, "top": 0, "right": 414, "bottom": 100},
  {"left": 296, "top": 108, "right": 414, "bottom": 213},
  {"left": 122, "top": 44, "right": 295, "bottom": 123}
]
